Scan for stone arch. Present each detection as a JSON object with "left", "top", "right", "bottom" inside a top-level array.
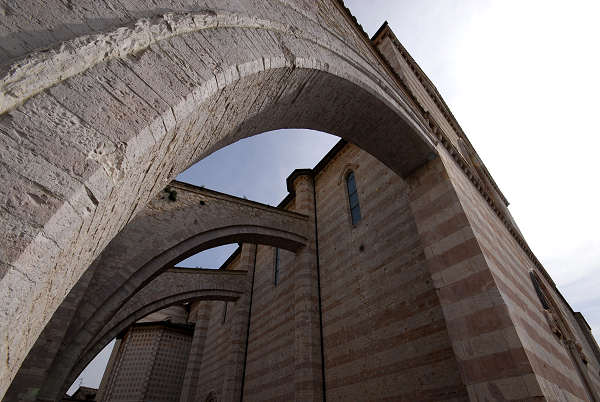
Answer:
[
  {"left": 0, "top": 1, "right": 437, "bottom": 395},
  {"left": 66, "top": 269, "right": 248, "bottom": 397},
  {"left": 5, "top": 183, "right": 308, "bottom": 401}
]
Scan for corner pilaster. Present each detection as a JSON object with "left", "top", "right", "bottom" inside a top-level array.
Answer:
[
  {"left": 407, "top": 156, "right": 543, "bottom": 400},
  {"left": 222, "top": 243, "right": 256, "bottom": 401},
  {"left": 290, "top": 173, "right": 324, "bottom": 401}
]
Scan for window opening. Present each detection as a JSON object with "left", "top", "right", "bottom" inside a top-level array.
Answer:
[
  {"left": 346, "top": 171, "right": 361, "bottom": 225},
  {"left": 274, "top": 247, "right": 280, "bottom": 286},
  {"left": 529, "top": 271, "right": 550, "bottom": 310}
]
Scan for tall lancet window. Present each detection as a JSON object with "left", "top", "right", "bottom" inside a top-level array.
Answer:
[
  {"left": 273, "top": 247, "right": 280, "bottom": 286},
  {"left": 529, "top": 271, "right": 550, "bottom": 310},
  {"left": 346, "top": 171, "right": 361, "bottom": 225}
]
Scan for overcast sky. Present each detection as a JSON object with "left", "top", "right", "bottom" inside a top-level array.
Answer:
[{"left": 69, "top": 0, "right": 600, "bottom": 394}]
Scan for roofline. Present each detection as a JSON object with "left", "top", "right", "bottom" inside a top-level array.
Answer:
[
  {"left": 169, "top": 180, "right": 306, "bottom": 220},
  {"left": 371, "top": 20, "right": 389, "bottom": 42},
  {"left": 277, "top": 139, "right": 348, "bottom": 208},
  {"left": 371, "top": 22, "right": 509, "bottom": 206}
]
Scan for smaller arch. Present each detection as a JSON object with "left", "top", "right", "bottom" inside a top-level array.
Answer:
[
  {"left": 336, "top": 163, "right": 360, "bottom": 185},
  {"left": 13, "top": 182, "right": 311, "bottom": 402},
  {"left": 65, "top": 269, "right": 247, "bottom": 395}
]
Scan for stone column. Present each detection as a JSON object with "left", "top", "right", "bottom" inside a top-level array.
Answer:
[
  {"left": 221, "top": 243, "right": 256, "bottom": 402},
  {"left": 290, "top": 173, "right": 323, "bottom": 401},
  {"left": 179, "top": 302, "right": 213, "bottom": 402},
  {"left": 407, "top": 156, "right": 544, "bottom": 400}
]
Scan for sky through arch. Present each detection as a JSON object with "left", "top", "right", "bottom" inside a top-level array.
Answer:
[{"left": 67, "top": 0, "right": 600, "bottom": 394}]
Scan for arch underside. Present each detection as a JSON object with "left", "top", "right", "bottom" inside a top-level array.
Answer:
[
  {"left": 5, "top": 183, "right": 307, "bottom": 401},
  {"left": 0, "top": 1, "right": 437, "bottom": 397},
  {"left": 67, "top": 269, "right": 247, "bottom": 398}
]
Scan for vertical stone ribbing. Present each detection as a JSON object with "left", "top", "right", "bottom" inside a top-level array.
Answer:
[
  {"left": 95, "top": 338, "right": 121, "bottom": 402},
  {"left": 179, "top": 302, "right": 212, "bottom": 402},
  {"left": 407, "top": 156, "right": 546, "bottom": 400},
  {"left": 291, "top": 174, "right": 323, "bottom": 401},
  {"left": 221, "top": 243, "right": 255, "bottom": 401}
]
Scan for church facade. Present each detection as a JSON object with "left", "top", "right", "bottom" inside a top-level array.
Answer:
[
  {"left": 93, "top": 135, "right": 600, "bottom": 401},
  {"left": 92, "top": 23, "right": 600, "bottom": 402},
  {"left": 1, "top": 2, "right": 599, "bottom": 401}
]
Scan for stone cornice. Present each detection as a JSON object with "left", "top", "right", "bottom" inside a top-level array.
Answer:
[
  {"left": 365, "top": 22, "right": 554, "bottom": 287},
  {"left": 332, "top": 1, "right": 437, "bottom": 146},
  {"left": 371, "top": 23, "right": 509, "bottom": 207}
]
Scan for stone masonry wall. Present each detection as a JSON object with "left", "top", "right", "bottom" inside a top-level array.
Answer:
[
  {"left": 0, "top": 2, "right": 436, "bottom": 395},
  {"left": 440, "top": 145, "right": 598, "bottom": 400},
  {"left": 194, "top": 301, "right": 231, "bottom": 401},
  {"left": 315, "top": 144, "right": 468, "bottom": 400},
  {"left": 375, "top": 23, "right": 600, "bottom": 401},
  {"left": 242, "top": 245, "right": 296, "bottom": 400}
]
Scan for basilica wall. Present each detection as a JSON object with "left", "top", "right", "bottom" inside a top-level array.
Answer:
[
  {"left": 370, "top": 20, "right": 600, "bottom": 401},
  {"left": 441, "top": 145, "right": 587, "bottom": 400},
  {"left": 241, "top": 246, "right": 296, "bottom": 400},
  {"left": 190, "top": 139, "right": 470, "bottom": 401},
  {"left": 314, "top": 144, "right": 468, "bottom": 401},
  {"left": 3, "top": 2, "right": 598, "bottom": 398},
  {"left": 193, "top": 300, "right": 232, "bottom": 400}
]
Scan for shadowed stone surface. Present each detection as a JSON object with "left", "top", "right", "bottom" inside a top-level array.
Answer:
[
  {"left": 4, "top": 181, "right": 309, "bottom": 401},
  {"left": 2, "top": 3, "right": 599, "bottom": 399},
  {"left": 0, "top": 2, "right": 436, "bottom": 395},
  {"left": 69, "top": 268, "right": 248, "bottom": 400}
]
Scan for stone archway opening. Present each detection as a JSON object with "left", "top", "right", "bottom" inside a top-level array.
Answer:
[
  {"left": 1, "top": 3, "right": 437, "bottom": 397},
  {"left": 66, "top": 340, "right": 116, "bottom": 397},
  {"left": 63, "top": 127, "right": 339, "bottom": 398},
  {"left": 7, "top": 174, "right": 311, "bottom": 401}
]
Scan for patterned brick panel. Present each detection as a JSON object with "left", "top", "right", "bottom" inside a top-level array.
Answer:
[{"left": 101, "top": 324, "right": 192, "bottom": 402}]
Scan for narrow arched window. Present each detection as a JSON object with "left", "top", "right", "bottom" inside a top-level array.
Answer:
[
  {"left": 529, "top": 271, "right": 550, "bottom": 310},
  {"left": 273, "top": 247, "right": 280, "bottom": 286},
  {"left": 346, "top": 171, "right": 361, "bottom": 225}
]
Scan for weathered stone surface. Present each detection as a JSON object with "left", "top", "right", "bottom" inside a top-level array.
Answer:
[
  {"left": 0, "top": 3, "right": 438, "bottom": 395},
  {"left": 5, "top": 181, "right": 309, "bottom": 401},
  {"left": 67, "top": 268, "right": 247, "bottom": 398},
  {"left": 4, "top": 2, "right": 596, "bottom": 402}
]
